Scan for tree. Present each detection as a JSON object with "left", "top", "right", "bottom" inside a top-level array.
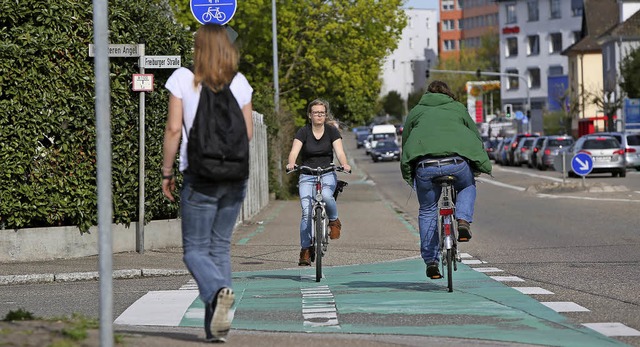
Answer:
[
  {"left": 381, "top": 91, "right": 405, "bottom": 119},
  {"left": 620, "top": 46, "right": 640, "bottom": 98}
]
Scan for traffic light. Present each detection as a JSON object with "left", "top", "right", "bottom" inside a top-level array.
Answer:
[
  {"left": 504, "top": 104, "right": 513, "bottom": 119},
  {"left": 476, "top": 69, "right": 481, "bottom": 78},
  {"left": 425, "top": 69, "right": 430, "bottom": 79},
  {"left": 526, "top": 110, "right": 531, "bottom": 119}
]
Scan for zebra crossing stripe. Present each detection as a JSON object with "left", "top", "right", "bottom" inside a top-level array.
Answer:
[
  {"left": 301, "top": 285, "right": 340, "bottom": 329},
  {"left": 114, "top": 290, "right": 199, "bottom": 326}
]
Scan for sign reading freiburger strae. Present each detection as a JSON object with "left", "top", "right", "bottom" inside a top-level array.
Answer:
[{"left": 141, "top": 56, "right": 182, "bottom": 69}]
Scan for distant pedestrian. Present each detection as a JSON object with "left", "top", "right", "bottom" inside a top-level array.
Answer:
[
  {"left": 161, "top": 23, "right": 253, "bottom": 343},
  {"left": 400, "top": 80, "right": 491, "bottom": 280},
  {"left": 286, "top": 99, "right": 351, "bottom": 266}
]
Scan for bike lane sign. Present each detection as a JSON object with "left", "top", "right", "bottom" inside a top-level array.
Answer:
[
  {"left": 571, "top": 152, "right": 593, "bottom": 176},
  {"left": 190, "top": 0, "right": 237, "bottom": 25}
]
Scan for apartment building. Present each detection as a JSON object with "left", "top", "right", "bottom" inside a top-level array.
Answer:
[
  {"left": 380, "top": 9, "right": 439, "bottom": 101},
  {"left": 497, "top": 0, "right": 584, "bottom": 115},
  {"left": 438, "top": 0, "right": 499, "bottom": 60}
]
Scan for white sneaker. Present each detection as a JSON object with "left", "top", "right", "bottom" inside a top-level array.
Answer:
[{"left": 207, "top": 287, "right": 234, "bottom": 342}]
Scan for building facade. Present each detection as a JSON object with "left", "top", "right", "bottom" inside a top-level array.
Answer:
[
  {"left": 497, "top": 0, "right": 584, "bottom": 114},
  {"left": 380, "top": 9, "right": 439, "bottom": 103}
]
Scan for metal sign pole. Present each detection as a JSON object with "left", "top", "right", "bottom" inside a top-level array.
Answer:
[
  {"left": 92, "top": 0, "right": 114, "bottom": 346},
  {"left": 137, "top": 44, "right": 145, "bottom": 254}
]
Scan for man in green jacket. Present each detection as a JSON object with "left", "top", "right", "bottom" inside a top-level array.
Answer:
[{"left": 401, "top": 80, "right": 491, "bottom": 279}]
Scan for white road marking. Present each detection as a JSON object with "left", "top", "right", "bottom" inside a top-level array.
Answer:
[
  {"left": 541, "top": 301, "right": 590, "bottom": 312},
  {"left": 301, "top": 285, "right": 340, "bottom": 329},
  {"left": 459, "top": 253, "right": 473, "bottom": 258},
  {"left": 512, "top": 287, "right": 554, "bottom": 295},
  {"left": 461, "top": 259, "right": 486, "bottom": 265},
  {"left": 582, "top": 322, "right": 640, "bottom": 337},
  {"left": 477, "top": 177, "right": 526, "bottom": 191},
  {"left": 495, "top": 167, "right": 565, "bottom": 182},
  {"left": 472, "top": 267, "right": 504, "bottom": 273},
  {"left": 114, "top": 290, "right": 199, "bottom": 326},
  {"left": 490, "top": 276, "right": 525, "bottom": 282}
]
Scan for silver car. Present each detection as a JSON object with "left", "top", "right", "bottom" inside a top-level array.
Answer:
[
  {"left": 536, "top": 135, "right": 574, "bottom": 171},
  {"left": 592, "top": 131, "right": 640, "bottom": 170},
  {"left": 559, "top": 135, "right": 626, "bottom": 177},
  {"left": 513, "top": 137, "right": 536, "bottom": 166}
]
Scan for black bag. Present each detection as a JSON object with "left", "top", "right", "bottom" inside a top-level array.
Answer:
[{"left": 184, "top": 75, "right": 249, "bottom": 183}]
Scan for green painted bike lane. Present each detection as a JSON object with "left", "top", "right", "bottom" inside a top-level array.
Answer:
[{"left": 179, "top": 258, "right": 624, "bottom": 347}]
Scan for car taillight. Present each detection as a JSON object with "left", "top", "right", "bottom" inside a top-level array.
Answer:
[
  {"left": 521, "top": 147, "right": 527, "bottom": 152},
  {"left": 613, "top": 149, "right": 624, "bottom": 155},
  {"left": 544, "top": 149, "right": 551, "bottom": 155},
  {"left": 511, "top": 142, "right": 517, "bottom": 149},
  {"left": 626, "top": 148, "right": 637, "bottom": 153},
  {"left": 579, "top": 150, "right": 591, "bottom": 155},
  {"left": 533, "top": 148, "right": 539, "bottom": 153}
]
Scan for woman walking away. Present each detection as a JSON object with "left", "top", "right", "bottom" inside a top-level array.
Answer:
[
  {"left": 161, "top": 24, "right": 254, "bottom": 343},
  {"left": 286, "top": 99, "right": 351, "bottom": 266}
]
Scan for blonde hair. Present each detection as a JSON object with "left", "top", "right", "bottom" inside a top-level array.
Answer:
[
  {"left": 193, "top": 24, "right": 239, "bottom": 91},
  {"left": 306, "top": 98, "right": 335, "bottom": 122}
]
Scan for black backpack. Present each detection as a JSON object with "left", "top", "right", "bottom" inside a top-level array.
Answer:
[{"left": 183, "top": 72, "right": 249, "bottom": 183}]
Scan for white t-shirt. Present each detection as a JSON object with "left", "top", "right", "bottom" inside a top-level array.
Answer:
[{"left": 165, "top": 67, "right": 253, "bottom": 172}]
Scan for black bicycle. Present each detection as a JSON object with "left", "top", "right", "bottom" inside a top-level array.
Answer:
[{"left": 287, "top": 164, "right": 349, "bottom": 282}]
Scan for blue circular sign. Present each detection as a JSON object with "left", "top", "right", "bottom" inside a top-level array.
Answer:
[
  {"left": 190, "top": 0, "right": 237, "bottom": 25},
  {"left": 571, "top": 152, "right": 593, "bottom": 176}
]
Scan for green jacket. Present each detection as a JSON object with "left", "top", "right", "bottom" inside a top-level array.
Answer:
[{"left": 400, "top": 92, "right": 492, "bottom": 185}]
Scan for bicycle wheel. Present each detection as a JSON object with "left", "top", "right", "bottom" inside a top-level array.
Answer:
[
  {"left": 315, "top": 206, "right": 324, "bottom": 282},
  {"left": 446, "top": 248, "right": 453, "bottom": 292}
]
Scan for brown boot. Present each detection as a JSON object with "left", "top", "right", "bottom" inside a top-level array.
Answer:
[
  {"left": 298, "top": 248, "right": 311, "bottom": 266},
  {"left": 328, "top": 218, "right": 341, "bottom": 240}
]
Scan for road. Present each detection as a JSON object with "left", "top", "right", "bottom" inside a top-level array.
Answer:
[{"left": 1, "top": 135, "right": 639, "bottom": 346}]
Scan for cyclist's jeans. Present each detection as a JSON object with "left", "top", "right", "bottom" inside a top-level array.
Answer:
[
  {"left": 298, "top": 172, "right": 337, "bottom": 249},
  {"left": 414, "top": 159, "right": 476, "bottom": 264},
  {"left": 180, "top": 177, "right": 247, "bottom": 305}
]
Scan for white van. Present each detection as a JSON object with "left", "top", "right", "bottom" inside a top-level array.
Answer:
[{"left": 371, "top": 124, "right": 398, "bottom": 149}]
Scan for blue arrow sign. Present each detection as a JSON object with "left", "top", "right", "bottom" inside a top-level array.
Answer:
[
  {"left": 571, "top": 152, "right": 593, "bottom": 176},
  {"left": 190, "top": 0, "right": 237, "bottom": 25}
]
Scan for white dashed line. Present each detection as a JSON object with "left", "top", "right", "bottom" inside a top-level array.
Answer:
[
  {"left": 582, "top": 322, "right": 640, "bottom": 337},
  {"left": 490, "top": 275, "right": 525, "bottom": 282},
  {"left": 461, "top": 259, "right": 487, "bottom": 265},
  {"left": 472, "top": 267, "right": 504, "bottom": 273},
  {"left": 541, "top": 301, "right": 590, "bottom": 312},
  {"left": 512, "top": 287, "right": 554, "bottom": 295}
]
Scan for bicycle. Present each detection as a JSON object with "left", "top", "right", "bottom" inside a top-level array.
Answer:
[
  {"left": 433, "top": 175, "right": 461, "bottom": 292},
  {"left": 286, "top": 164, "right": 350, "bottom": 282},
  {"left": 202, "top": 7, "right": 226, "bottom": 23}
]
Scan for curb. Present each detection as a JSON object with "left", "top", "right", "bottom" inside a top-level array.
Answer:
[{"left": 0, "top": 269, "right": 190, "bottom": 286}]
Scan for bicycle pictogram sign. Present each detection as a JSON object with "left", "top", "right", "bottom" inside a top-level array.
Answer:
[{"left": 190, "top": 0, "right": 237, "bottom": 25}]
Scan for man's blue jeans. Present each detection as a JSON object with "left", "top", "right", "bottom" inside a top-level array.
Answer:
[
  {"left": 414, "top": 158, "right": 476, "bottom": 264},
  {"left": 180, "top": 177, "right": 247, "bottom": 304},
  {"left": 298, "top": 172, "right": 337, "bottom": 249}
]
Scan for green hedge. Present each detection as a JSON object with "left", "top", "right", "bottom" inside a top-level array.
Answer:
[{"left": 0, "top": 1, "right": 193, "bottom": 232}]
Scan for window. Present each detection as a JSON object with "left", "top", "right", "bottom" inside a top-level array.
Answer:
[
  {"left": 527, "top": 0, "right": 539, "bottom": 21},
  {"left": 506, "top": 69, "right": 519, "bottom": 90},
  {"left": 549, "top": 65, "right": 563, "bottom": 76},
  {"left": 549, "top": 32, "right": 562, "bottom": 53},
  {"left": 442, "top": 0, "right": 454, "bottom": 11},
  {"left": 506, "top": 4, "right": 517, "bottom": 24},
  {"left": 572, "top": 31, "right": 582, "bottom": 44},
  {"left": 426, "top": 18, "right": 430, "bottom": 29},
  {"left": 443, "top": 20, "right": 455, "bottom": 31},
  {"left": 506, "top": 37, "right": 518, "bottom": 57},
  {"left": 392, "top": 59, "right": 396, "bottom": 70},
  {"left": 458, "top": 19, "right": 463, "bottom": 29},
  {"left": 527, "top": 35, "right": 539, "bottom": 56},
  {"left": 444, "top": 40, "right": 456, "bottom": 51},
  {"left": 409, "top": 38, "right": 414, "bottom": 49},
  {"left": 528, "top": 68, "right": 541, "bottom": 88},
  {"left": 550, "top": 0, "right": 561, "bottom": 19},
  {"left": 571, "top": 0, "right": 584, "bottom": 16}
]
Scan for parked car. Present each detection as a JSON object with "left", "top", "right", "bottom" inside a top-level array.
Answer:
[
  {"left": 505, "top": 133, "right": 539, "bottom": 166},
  {"left": 559, "top": 135, "right": 626, "bottom": 177},
  {"left": 370, "top": 140, "right": 401, "bottom": 162},
  {"left": 536, "top": 135, "right": 574, "bottom": 171},
  {"left": 483, "top": 138, "right": 500, "bottom": 161},
  {"left": 529, "top": 136, "right": 547, "bottom": 168},
  {"left": 592, "top": 131, "right": 640, "bottom": 171},
  {"left": 495, "top": 138, "right": 513, "bottom": 165},
  {"left": 352, "top": 126, "right": 369, "bottom": 137},
  {"left": 513, "top": 137, "right": 536, "bottom": 166},
  {"left": 364, "top": 134, "right": 373, "bottom": 154}
]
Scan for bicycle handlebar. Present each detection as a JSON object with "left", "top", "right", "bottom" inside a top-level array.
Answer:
[{"left": 285, "top": 164, "right": 351, "bottom": 175}]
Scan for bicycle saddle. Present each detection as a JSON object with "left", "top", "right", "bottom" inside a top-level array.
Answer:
[{"left": 432, "top": 175, "right": 456, "bottom": 185}]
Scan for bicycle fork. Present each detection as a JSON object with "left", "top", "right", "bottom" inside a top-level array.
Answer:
[{"left": 439, "top": 186, "right": 461, "bottom": 266}]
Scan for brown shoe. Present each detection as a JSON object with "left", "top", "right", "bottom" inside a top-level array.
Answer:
[
  {"left": 328, "top": 218, "right": 341, "bottom": 239},
  {"left": 298, "top": 248, "right": 311, "bottom": 266},
  {"left": 457, "top": 219, "right": 472, "bottom": 242}
]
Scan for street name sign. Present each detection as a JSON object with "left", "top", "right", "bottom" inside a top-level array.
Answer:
[
  {"left": 132, "top": 74, "right": 154, "bottom": 92},
  {"left": 190, "top": 0, "right": 237, "bottom": 25},
  {"left": 88, "top": 44, "right": 143, "bottom": 57},
  {"left": 141, "top": 56, "right": 181, "bottom": 69},
  {"left": 571, "top": 153, "right": 593, "bottom": 176}
]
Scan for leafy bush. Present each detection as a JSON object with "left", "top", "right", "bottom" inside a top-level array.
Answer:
[{"left": 0, "top": 1, "right": 193, "bottom": 232}]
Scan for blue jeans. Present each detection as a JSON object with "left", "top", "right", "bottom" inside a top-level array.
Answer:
[
  {"left": 298, "top": 172, "right": 337, "bottom": 248},
  {"left": 414, "top": 158, "right": 476, "bottom": 264},
  {"left": 180, "top": 176, "right": 247, "bottom": 304}
]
